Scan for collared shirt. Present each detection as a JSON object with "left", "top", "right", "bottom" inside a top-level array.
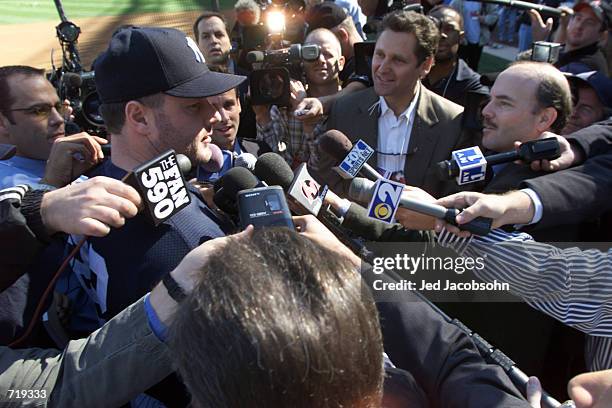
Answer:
[
  {"left": 437, "top": 228, "right": 612, "bottom": 371},
  {"left": 376, "top": 86, "right": 420, "bottom": 183},
  {"left": 423, "top": 59, "right": 489, "bottom": 107},
  {"left": 256, "top": 106, "right": 326, "bottom": 170},
  {"left": 0, "top": 156, "right": 47, "bottom": 189}
]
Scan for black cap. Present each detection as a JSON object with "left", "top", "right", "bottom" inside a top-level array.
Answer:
[
  {"left": 306, "top": 2, "right": 348, "bottom": 31},
  {"left": 94, "top": 26, "right": 246, "bottom": 103}
]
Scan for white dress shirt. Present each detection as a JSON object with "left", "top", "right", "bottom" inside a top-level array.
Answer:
[{"left": 376, "top": 87, "right": 420, "bottom": 182}]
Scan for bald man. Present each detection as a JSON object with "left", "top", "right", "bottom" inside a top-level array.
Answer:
[
  {"left": 482, "top": 61, "right": 572, "bottom": 155},
  {"left": 254, "top": 28, "right": 344, "bottom": 167}
]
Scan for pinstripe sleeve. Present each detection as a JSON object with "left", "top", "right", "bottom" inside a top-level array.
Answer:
[{"left": 437, "top": 229, "right": 612, "bottom": 337}]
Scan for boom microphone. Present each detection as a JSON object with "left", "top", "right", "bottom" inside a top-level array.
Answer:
[
  {"left": 349, "top": 178, "right": 492, "bottom": 236},
  {"left": 479, "top": 0, "right": 564, "bottom": 17}
]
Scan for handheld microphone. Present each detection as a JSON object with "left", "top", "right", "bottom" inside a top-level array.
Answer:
[
  {"left": 122, "top": 150, "right": 193, "bottom": 226},
  {"left": 254, "top": 153, "right": 327, "bottom": 216},
  {"left": 317, "top": 130, "right": 382, "bottom": 181},
  {"left": 253, "top": 152, "right": 377, "bottom": 257},
  {"left": 437, "top": 138, "right": 561, "bottom": 184},
  {"left": 233, "top": 152, "right": 257, "bottom": 171},
  {"left": 349, "top": 178, "right": 492, "bottom": 236},
  {"left": 213, "top": 167, "right": 260, "bottom": 214}
]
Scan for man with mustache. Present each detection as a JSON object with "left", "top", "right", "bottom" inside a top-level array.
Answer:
[{"left": 0, "top": 66, "right": 106, "bottom": 189}]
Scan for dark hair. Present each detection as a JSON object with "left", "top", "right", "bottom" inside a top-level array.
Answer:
[
  {"left": 511, "top": 61, "right": 572, "bottom": 133},
  {"left": 537, "top": 77, "right": 572, "bottom": 132},
  {"left": 0, "top": 65, "right": 46, "bottom": 122},
  {"left": 381, "top": 10, "right": 439, "bottom": 64},
  {"left": 169, "top": 228, "right": 384, "bottom": 408},
  {"left": 193, "top": 11, "right": 229, "bottom": 42},
  {"left": 429, "top": 5, "right": 464, "bottom": 31},
  {"left": 99, "top": 93, "right": 164, "bottom": 134}
]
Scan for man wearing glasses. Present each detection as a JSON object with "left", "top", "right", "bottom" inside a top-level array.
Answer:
[{"left": 0, "top": 66, "right": 105, "bottom": 189}]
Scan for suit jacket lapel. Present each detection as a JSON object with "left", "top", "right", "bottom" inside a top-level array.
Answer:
[
  {"left": 404, "top": 83, "right": 440, "bottom": 186},
  {"left": 356, "top": 88, "right": 381, "bottom": 169}
]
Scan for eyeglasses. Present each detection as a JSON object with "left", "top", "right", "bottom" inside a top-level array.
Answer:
[{"left": 7, "top": 102, "right": 67, "bottom": 119}]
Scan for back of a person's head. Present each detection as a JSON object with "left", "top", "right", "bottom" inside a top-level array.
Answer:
[{"left": 169, "top": 228, "right": 384, "bottom": 408}]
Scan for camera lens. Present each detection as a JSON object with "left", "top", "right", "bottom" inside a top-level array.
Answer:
[{"left": 258, "top": 72, "right": 286, "bottom": 100}]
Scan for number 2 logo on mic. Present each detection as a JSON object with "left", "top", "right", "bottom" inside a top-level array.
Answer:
[{"left": 367, "top": 179, "right": 403, "bottom": 224}]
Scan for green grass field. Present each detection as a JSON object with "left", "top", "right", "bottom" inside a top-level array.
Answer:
[{"left": 0, "top": 0, "right": 235, "bottom": 24}]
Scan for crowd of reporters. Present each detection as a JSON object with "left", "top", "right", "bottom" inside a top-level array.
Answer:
[{"left": 0, "top": 0, "right": 612, "bottom": 406}]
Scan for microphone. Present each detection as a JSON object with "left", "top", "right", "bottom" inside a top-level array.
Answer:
[
  {"left": 254, "top": 153, "right": 327, "bottom": 216},
  {"left": 201, "top": 143, "right": 225, "bottom": 173},
  {"left": 62, "top": 72, "right": 83, "bottom": 89},
  {"left": 479, "top": 0, "right": 563, "bottom": 17},
  {"left": 349, "top": 178, "right": 492, "bottom": 236},
  {"left": 317, "top": 130, "right": 382, "bottom": 181},
  {"left": 234, "top": 152, "right": 257, "bottom": 171},
  {"left": 437, "top": 138, "right": 561, "bottom": 184},
  {"left": 213, "top": 167, "right": 260, "bottom": 214},
  {"left": 124, "top": 150, "right": 193, "bottom": 225}
]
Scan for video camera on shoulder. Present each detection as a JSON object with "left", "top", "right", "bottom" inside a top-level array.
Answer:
[
  {"left": 248, "top": 43, "right": 320, "bottom": 106},
  {"left": 47, "top": 0, "right": 105, "bottom": 137}
]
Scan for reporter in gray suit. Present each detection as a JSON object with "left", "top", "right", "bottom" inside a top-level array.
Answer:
[{"left": 314, "top": 10, "right": 477, "bottom": 198}]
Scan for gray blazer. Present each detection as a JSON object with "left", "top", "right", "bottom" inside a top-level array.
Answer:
[{"left": 317, "top": 83, "right": 475, "bottom": 198}]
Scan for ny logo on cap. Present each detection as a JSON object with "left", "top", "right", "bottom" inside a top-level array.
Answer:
[{"left": 186, "top": 37, "right": 205, "bottom": 63}]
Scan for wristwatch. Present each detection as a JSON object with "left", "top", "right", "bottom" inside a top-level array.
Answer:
[{"left": 162, "top": 273, "right": 187, "bottom": 302}]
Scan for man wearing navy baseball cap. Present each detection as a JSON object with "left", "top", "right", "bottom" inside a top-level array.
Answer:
[
  {"left": 563, "top": 69, "right": 612, "bottom": 134},
  {"left": 25, "top": 29, "right": 248, "bottom": 406},
  {"left": 95, "top": 26, "right": 245, "bottom": 169}
]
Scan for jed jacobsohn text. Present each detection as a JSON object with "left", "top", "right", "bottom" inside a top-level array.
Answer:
[
  {"left": 372, "top": 279, "right": 510, "bottom": 292},
  {"left": 372, "top": 254, "right": 485, "bottom": 275}
]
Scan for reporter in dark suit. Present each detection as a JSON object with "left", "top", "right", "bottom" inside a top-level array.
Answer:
[{"left": 314, "top": 10, "right": 476, "bottom": 198}]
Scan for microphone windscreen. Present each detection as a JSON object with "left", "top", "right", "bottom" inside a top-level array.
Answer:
[
  {"left": 317, "top": 129, "right": 353, "bottom": 163},
  {"left": 213, "top": 167, "right": 259, "bottom": 214},
  {"left": 62, "top": 72, "right": 82, "bottom": 88},
  {"left": 234, "top": 152, "right": 257, "bottom": 171},
  {"left": 201, "top": 143, "right": 224, "bottom": 172},
  {"left": 218, "top": 167, "right": 259, "bottom": 195},
  {"left": 253, "top": 152, "right": 294, "bottom": 190},
  {"left": 176, "top": 154, "right": 192, "bottom": 174},
  {"left": 246, "top": 51, "right": 265, "bottom": 63},
  {"left": 347, "top": 177, "right": 375, "bottom": 204}
]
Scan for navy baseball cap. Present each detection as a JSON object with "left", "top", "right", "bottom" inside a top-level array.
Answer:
[
  {"left": 306, "top": 2, "right": 348, "bottom": 31},
  {"left": 566, "top": 70, "right": 612, "bottom": 109},
  {"left": 94, "top": 26, "right": 246, "bottom": 103}
]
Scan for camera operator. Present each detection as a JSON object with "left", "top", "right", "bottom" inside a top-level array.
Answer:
[
  {"left": 0, "top": 66, "right": 106, "bottom": 189},
  {"left": 254, "top": 28, "right": 345, "bottom": 168},
  {"left": 306, "top": 2, "right": 370, "bottom": 87},
  {"left": 529, "top": 1, "right": 610, "bottom": 75},
  {"left": 424, "top": 5, "right": 489, "bottom": 107}
]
